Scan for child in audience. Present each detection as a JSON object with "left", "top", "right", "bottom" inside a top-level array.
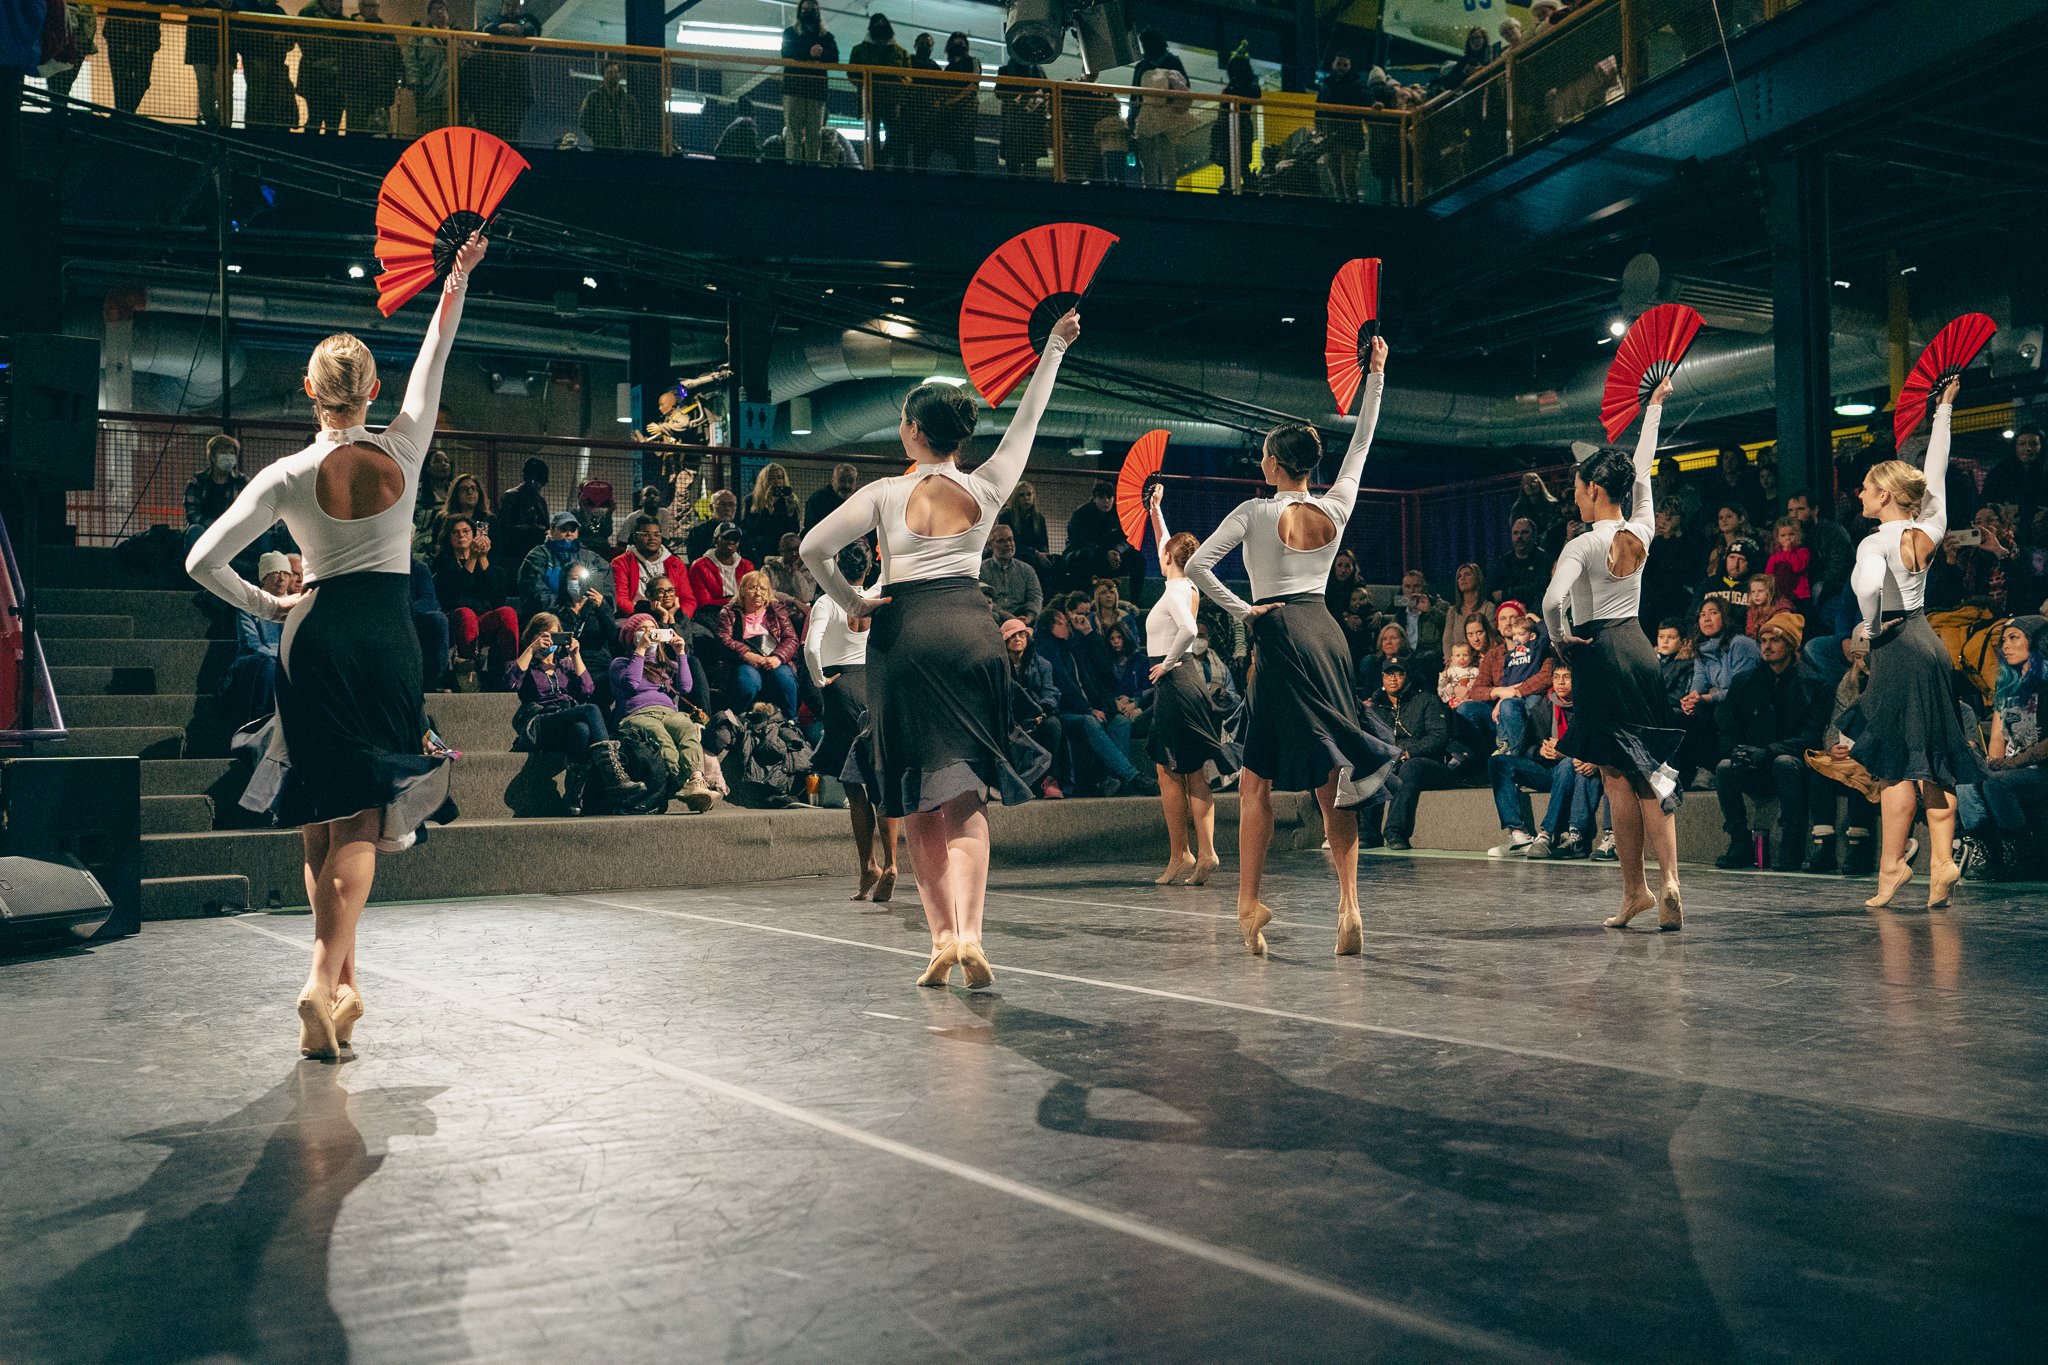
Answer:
[
  {"left": 1655, "top": 615, "right": 1691, "bottom": 719},
  {"left": 1438, "top": 641, "right": 1479, "bottom": 708},
  {"left": 1743, "top": 572, "right": 1788, "bottom": 641},
  {"left": 1489, "top": 611, "right": 1553, "bottom": 754},
  {"left": 1765, "top": 516, "right": 1812, "bottom": 611}
]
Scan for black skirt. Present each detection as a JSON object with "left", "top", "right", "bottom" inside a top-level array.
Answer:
[
  {"left": 1242, "top": 593, "right": 1398, "bottom": 802},
  {"left": 1839, "top": 610, "right": 1988, "bottom": 788},
  {"left": 1146, "top": 655, "right": 1240, "bottom": 777},
  {"left": 1556, "top": 616, "right": 1685, "bottom": 805},
  {"left": 272, "top": 571, "right": 454, "bottom": 832},
  {"left": 818, "top": 663, "right": 871, "bottom": 788},
  {"left": 866, "top": 576, "right": 1038, "bottom": 818}
]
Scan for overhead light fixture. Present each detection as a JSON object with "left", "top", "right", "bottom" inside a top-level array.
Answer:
[
  {"left": 675, "top": 21, "right": 781, "bottom": 51},
  {"left": 1083, "top": 446, "right": 1104, "bottom": 457},
  {"left": 665, "top": 97, "right": 705, "bottom": 115},
  {"left": 824, "top": 287, "right": 834, "bottom": 295},
  {"left": 1900, "top": 265, "right": 1919, "bottom": 275},
  {"left": 789, "top": 394, "right": 813, "bottom": 436},
  {"left": 876, "top": 317, "right": 917, "bottom": 339},
  {"left": 1606, "top": 318, "right": 1627, "bottom": 338},
  {"left": 347, "top": 264, "right": 366, "bottom": 280},
  {"left": 581, "top": 275, "right": 598, "bottom": 289},
  {"left": 226, "top": 263, "right": 243, "bottom": 273},
  {"left": 1834, "top": 400, "right": 1877, "bottom": 417},
  {"left": 2004, "top": 428, "right": 2017, "bottom": 439},
  {"left": 705, "top": 283, "right": 718, "bottom": 291},
  {"left": 1833, "top": 280, "right": 1851, "bottom": 288},
  {"left": 615, "top": 382, "right": 634, "bottom": 424},
  {"left": 890, "top": 295, "right": 906, "bottom": 305},
  {"left": 1280, "top": 316, "right": 1296, "bottom": 324}
]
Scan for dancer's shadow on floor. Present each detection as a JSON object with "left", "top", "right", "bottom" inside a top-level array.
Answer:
[{"left": 32, "top": 1066, "right": 447, "bottom": 1364}]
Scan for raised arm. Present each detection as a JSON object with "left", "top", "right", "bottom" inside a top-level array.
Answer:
[
  {"left": 384, "top": 233, "right": 485, "bottom": 454},
  {"left": 973, "top": 315, "right": 1078, "bottom": 506},
  {"left": 1917, "top": 396, "right": 1953, "bottom": 540},
  {"left": 1325, "top": 340, "right": 1389, "bottom": 516},
  {"left": 1185, "top": 501, "right": 1255, "bottom": 622},
  {"left": 1147, "top": 485, "right": 1169, "bottom": 553},
  {"left": 1623, "top": 391, "right": 1665, "bottom": 549},
  {"left": 800, "top": 482, "right": 885, "bottom": 615},
  {"left": 185, "top": 463, "right": 293, "bottom": 620}
]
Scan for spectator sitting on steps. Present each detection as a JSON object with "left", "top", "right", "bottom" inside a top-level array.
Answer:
[
  {"left": 433, "top": 515, "right": 516, "bottom": 689},
  {"left": 979, "top": 523, "right": 1043, "bottom": 622},
  {"left": 520, "top": 511, "right": 616, "bottom": 622},
  {"left": 686, "top": 488, "right": 740, "bottom": 559},
  {"left": 611, "top": 512, "right": 691, "bottom": 616},
  {"left": 611, "top": 613, "right": 720, "bottom": 812},
  {"left": 505, "top": 612, "right": 645, "bottom": 815},
  {"left": 219, "top": 550, "right": 293, "bottom": 727},
  {"left": 688, "top": 521, "right": 755, "bottom": 620},
  {"left": 1711, "top": 613, "right": 1830, "bottom": 871},
  {"left": 1363, "top": 658, "right": 1455, "bottom": 852},
  {"left": 497, "top": 456, "right": 552, "bottom": 568},
  {"left": 1486, "top": 664, "right": 1600, "bottom": 860},
  {"left": 715, "top": 570, "right": 801, "bottom": 718}
]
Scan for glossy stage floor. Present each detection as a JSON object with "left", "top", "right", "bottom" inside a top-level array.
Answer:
[{"left": 4, "top": 849, "right": 2044, "bottom": 1363}]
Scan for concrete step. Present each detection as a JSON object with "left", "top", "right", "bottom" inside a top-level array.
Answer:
[
  {"left": 141, "top": 752, "right": 550, "bottom": 822},
  {"left": 142, "top": 794, "right": 215, "bottom": 835},
  {"left": 140, "top": 874, "right": 251, "bottom": 920},
  {"left": 41, "top": 588, "right": 222, "bottom": 638},
  {"left": 44, "top": 638, "right": 228, "bottom": 688},
  {"left": 63, "top": 692, "right": 521, "bottom": 758},
  {"left": 51, "top": 726, "right": 185, "bottom": 759},
  {"left": 35, "top": 545, "right": 170, "bottom": 591},
  {"left": 39, "top": 613, "right": 136, "bottom": 639},
  {"left": 49, "top": 665, "right": 159, "bottom": 696}
]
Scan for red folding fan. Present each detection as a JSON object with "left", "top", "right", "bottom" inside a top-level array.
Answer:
[
  {"left": 1324, "top": 258, "right": 1382, "bottom": 414},
  {"left": 1894, "top": 313, "right": 1997, "bottom": 448},
  {"left": 958, "top": 223, "right": 1120, "bottom": 408},
  {"left": 372, "top": 127, "right": 529, "bottom": 317},
  {"left": 1600, "top": 303, "right": 1704, "bottom": 441},
  {"left": 1115, "top": 429, "right": 1171, "bottom": 548}
]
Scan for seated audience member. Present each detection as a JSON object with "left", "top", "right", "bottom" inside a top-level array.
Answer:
[
  {"left": 496, "top": 456, "right": 552, "bottom": 570},
  {"left": 980, "top": 524, "right": 1044, "bottom": 622},
  {"left": 1338, "top": 586, "right": 1379, "bottom": 662},
  {"left": 219, "top": 550, "right": 293, "bottom": 727},
  {"left": 1438, "top": 640, "right": 1480, "bottom": 710},
  {"left": 1087, "top": 578, "right": 1138, "bottom": 640},
  {"left": 506, "top": 612, "right": 645, "bottom": 814},
  {"left": 1677, "top": 598, "right": 1759, "bottom": 786},
  {"left": 997, "top": 482, "right": 1058, "bottom": 581},
  {"left": 184, "top": 435, "right": 249, "bottom": 553},
  {"left": 1486, "top": 664, "right": 1599, "bottom": 859},
  {"left": 1388, "top": 569, "right": 1448, "bottom": 667},
  {"left": 686, "top": 489, "right": 741, "bottom": 560},
  {"left": 611, "top": 512, "right": 691, "bottom": 615},
  {"left": 411, "top": 554, "right": 451, "bottom": 692},
  {"left": 1695, "top": 538, "right": 1757, "bottom": 633},
  {"left": 637, "top": 473, "right": 697, "bottom": 554},
  {"left": 688, "top": 521, "right": 754, "bottom": 619},
  {"left": 765, "top": 532, "right": 818, "bottom": 609},
  {"left": 1063, "top": 600, "right": 1126, "bottom": 718},
  {"left": 1489, "top": 517, "right": 1552, "bottom": 606},
  {"left": 417, "top": 467, "right": 492, "bottom": 558},
  {"left": 1035, "top": 606, "right": 1153, "bottom": 796},
  {"left": 1064, "top": 480, "right": 1133, "bottom": 588},
  {"left": 802, "top": 462, "right": 857, "bottom": 534},
  {"left": 1800, "top": 578, "right": 1864, "bottom": 689},
  {"left": 1655, "top": 616, "right": 1691, "bottom": 719},
  {"left": 715, "top": 570, "right": 800, "bottom": 717},
  {"left": 1929, "top": 503, "right": 2022, "bottom": 615},
  {"left": 1443, "top": 561, "right": 1493, "bottom": 659},
  {"left": 1712, "top": 613, "right": 1829, "bottom": 870},
  {"left": 1004, "top": 617, "right": 1067, "bottom": 799},
  {"left": 1327, "top": 547, "right": 1365, "bottom": 605},
  {"left": 611, "top": 613, "right": 719, "bottom": 811},
  {"left": 739, "top": 464, "right": 801, "bottom": 567},
  {"left": 1366, "top": 658, "right": 1454, "bottom": 851},
  {"left": 1356, "top": 622, "right": 1413, "bottom": 700},
  {"left": 1959, "top": 617, "right": 2048, "bottom": 880},
  {"left": 636, "top": 574, "right": 710, "bottom": 709},
  {"left": 433, "top": 515, "right": 517, "bottom": 686},
  {"left": 575, "top": 479, "right": 616, "bottom": 557},
  {"left": 1742, "top": 572, "right": 1791, "bottom": 642},
  {"left": 520, "top": 511, "right": 617, "bottom": 621},
  {"left": 1463, "top": 603, "right": 1552, "bottom": 755},
  {"left": 1641, "top": 505, "right": 1698, "bottom": 630},
  {"left": 1765, "top": 516, "right": 1813, "bottom": 615},
  {"left": 1802, "top": 634, "right": 1882, "bottom": 875}
]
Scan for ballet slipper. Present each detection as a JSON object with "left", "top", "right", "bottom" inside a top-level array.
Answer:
[
  {"left": 957, "top": 939, "right": 995, "bottom": 990},
  {"left": 1335, "top": 909, "right": 1363, "bottom": 956},
  {"left": 331, "top": 983, "right": 364, "bottom": 1047},
  {"left": 872, "top": 869, "right": 898, "bottom": 904},
  {"left": 1186, "top": 856, "right": 1220, "bottom": 886},
  {"left": 1657, "top": 884, "right": 1683, "bottom": 932},
  {"left": 1926, "top": 859, "right": 1961, "bottom": 910},
  {"left": 916, "top": 934, "right": 957, "bottom": 989},
  {"left": 297, "top": 984, "right": 338, "bottom": 1060},
  {"left": 1604, "top": 892, "right": 1656, "bottom": 929},
  {"left": 1155, "top": 855, "right": 1196, "bottom": 886},
  {"left": 1237, "top": 903, "right": 1271, "bottom": 957},
  {"left": 1865, "top": 861, "right": 1914, "bottom": 909},
  {"left": 852, "top": 865, "right": 879, "bottom": 901}
]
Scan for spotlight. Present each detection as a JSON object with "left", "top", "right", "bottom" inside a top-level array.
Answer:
[
  {"left": 789, "top": 394, "right": 813, "bottom": 436},
  {"left": 1900, "top": 265, "right": 1919, "bottom": 275},
  {"left": 890, "top": 295, "right": 906, "bottom": 305},
  {"left": 1606, "top": 319, "right": 1627, "bottom": 339},
  {"left": 582, "top": 275, "right": 598, "bottom": 289},
  {"left": 2004, "top": 428, "right": 2017, "bottom": 440},
  {"left": 226, "top": 264, "right": 243, "bottom": 274},
  {"left": 1833, "top": 280, "right": 1851, "bottom": 288},
  {"left": 1280, "top": 316, "right": 1296, "bottom": 324},
  {"left": 1833, "top": 401, "right": 1877, "bottom": 417},
  {"left": 615, "top": 382, "right": 633, "bottom": 424},
  {"left": 347, "top": 264, "right": 366, "bottom": 280}
]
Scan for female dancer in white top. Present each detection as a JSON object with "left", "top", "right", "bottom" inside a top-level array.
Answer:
[
  {"left": 1187, "top": 338, "right": 1399, "bottom": 958},
  {"left": 1139, "top": 484, "right": 1235, "bottom": 885},
  {"left": 801, "top": 311, "right": 1080, "bottom": 990},
  {"left": 803, "top": 539, "right": 901, "bottom": 903},
  {"left": 1831, "top": 377, "right": 1984, "bottom": 908},
  {"left": 187, "top": 233, "right": 487, "bottom": 1057},
  {"left": 1542, "top": 377, "right": 1686, "bottom": 930}
]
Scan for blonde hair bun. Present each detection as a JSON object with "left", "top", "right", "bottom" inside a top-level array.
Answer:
[{"left": 307, "top": 333, "right": 378, "bottom": 418}]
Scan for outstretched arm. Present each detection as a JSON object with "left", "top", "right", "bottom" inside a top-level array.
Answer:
[
  {"left": 1622, "top": 380, "right": 1668, "bottom": 549},
  {"left": 800, "top": 483, "right": 885, "bottom": 615},
  {"left": 384, "top": 233, "right": 486, "bottom": 455},
  {"left": 1918, "top": 386, "right": 1954, "bottom": 539},
  {"left": 185, "top": 464, "right": 294, "bottom": 620},
  {"left": 1325, "top": 338, "right": 1389, "bottom": 517},
  {"left": 975, "top": 313, "right": 1079, "bottom": 506},
  {"left": 1185, "top": 502, "right": 1255, "bottom": 621}
]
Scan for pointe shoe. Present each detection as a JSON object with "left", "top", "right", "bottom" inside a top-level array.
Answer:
[
  {"left": 331, "top": 984, "right": 364, "bottom": 1047},
  {"left": 916, "top": 937, "right": 958, "bottom": 989},
  {"left": 1604, "top": 893, "right": 1656, "bottom": 929},
  {"left": 1237, "top": 903, "right": 1272, "bottom": 957},
  {"left": 1335, "top": 910, "right": 1363, "bottom": 956},
  {"left": 872, "top": 869, "right": 898, "bottom": 905},
  {"left": 1865, "top": 861, "right": 1914, "bottom": 909},
  {"left": 1155, "top": 855, "right": 1196, "bottom": 886},
  {"left": 1657, "top": 884, "right": 1683, "bottom": 932},
  {"left": 297, "top": 985, "right": 339, "bottom": 1059},
  {"left": 1927, "top": 859, "right": 1961, "bottom": 909},
  {"left": 957, "top": 939, "right": 996, "bottom": 990},
  {"left": 1186, "top": 857, "right": 1220, "bottom": 886}
]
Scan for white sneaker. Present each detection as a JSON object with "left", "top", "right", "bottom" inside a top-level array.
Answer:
[{"left": 1487, "top": 831, "right": 1535, "bottom": 859}]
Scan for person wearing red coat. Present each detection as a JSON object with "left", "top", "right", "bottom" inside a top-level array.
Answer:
[
  {"left": 612, "top": 513, "right": 696, "bottom": 615},
  {"left": 687, "top": 520, "right": 754, "bottom": 620},
  {"left": 715, "top": 569, "right": 800, "bottom": 717}
]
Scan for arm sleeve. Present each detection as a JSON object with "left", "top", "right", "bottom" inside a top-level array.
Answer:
[
  {"left": 1020, "top": 562, "right": 1043, "bottom": 620},
  {"left": 1622, "top": 403, "right": 1661, "bottom": 550},
  {"left": 802, "top": 605, "right": 829, "bottom": 686},
  {"left": 381, "top": 276, "right": 469, "bottom": 457},
  {"left": 1541, "top": 539, "right": 1585, "bottom": 645},
  {"left": 800, "top": 483, "right": 885, "bottom": 615},
  {"left": 184, "top": 463, "right": 292, "bottom": 620},
  {"left": 771, "top": 606, "right": 800, "bottom": 665},
  {"left": 1156, "top": 583, "right": 1199, "bottom": 671},
  {"left": 1186, "top": 501, "right": 1256, "bottom": 621},
  {"left": 1323, "top": 371, "right": 1386, "bottom": 517},
  {"left": 1516, "top": 656, "right": 1555, "bottom": 699},
  {"left": 1148, "top": 502, "right": 1169, "bottom": 556},
  {"left": 1850, "top": 534, "right": 1885, "bottom": 636},
  {"left": 972, "top": 335, "right": 1069, "bottom": 507},
  {"left": 1713, "top": 636, "right": 1760, "bottom": 701},
  {"left": 1917, "top": 403, "right": 1952, "bottom": 540}
]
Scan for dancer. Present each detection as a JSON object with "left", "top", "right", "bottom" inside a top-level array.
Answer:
[
  {"left": 187, "top": 232, "right": 487, "bottom": 1058},
  {"left": 803, "top": 540, "right": 901, "bottom": 903},
  {"left": 1542, "top": 376, "right": 1687, "bottom": 930},
  {"left": 1139, "top": 483, "right": 1237, "bottom": 886},
  {"left": 801, "top": 310, "right": 1081, "bottom": 990},
  {"left": 1186, "top": 336, "right": 1400, "bottom": 958},
  {"left": 1832, "top": 377, "right": 1984, "bottom": 909}
]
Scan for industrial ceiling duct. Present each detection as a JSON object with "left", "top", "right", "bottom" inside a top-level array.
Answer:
[{"left": 1004, "top": 0, "right": 1066, "bottom": 65}]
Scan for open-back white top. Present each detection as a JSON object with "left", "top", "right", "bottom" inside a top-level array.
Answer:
[
  {"left": 185, "top": 278, "right": 469, "bottom": 620},
  {"left": 1541, "top": 404, "right": 1662, "bottom": 641},
  {"left": 1142, "top": 503, "right": 1198, "bottom": 669},
  {"left": 1851, "top": 403, "right": 1951, "bottom": 633},
  {"left": 800, "top": 337, "right": 1068, "bottom": 616},
  {"left": 1185, "top": 373, "right": 1384, "bottom": 620}
]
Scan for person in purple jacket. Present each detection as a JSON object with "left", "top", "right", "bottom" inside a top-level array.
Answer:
[
  {"left": 506, "top": 611, "right": 645, "bottom": 814},
  {"left": 611, "top": 613, "right": 720, "bottom": 811}
]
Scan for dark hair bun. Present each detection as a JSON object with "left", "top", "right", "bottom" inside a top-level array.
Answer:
[
  {"left": 1575, "top": 446, "right": 1635, "bottom": 506},
  {"left": 904, "top": 383, "right": 979, "bottom": 454},
  {"left": 836, "top": 540, "right": 874, "bottom": 585},
  {"left": 1263, "top": 423, "right": 1324, "bottom": 478}
]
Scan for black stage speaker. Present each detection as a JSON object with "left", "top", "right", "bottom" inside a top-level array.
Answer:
[
  {"left": 0, "top": 855, "right": 114, "bottom": 947},
  {"left": 1, "top": 333, "right": 102, "bottom": 490},
  {"left": 0, "top": 756, "right": 141, "bottom": 940}
]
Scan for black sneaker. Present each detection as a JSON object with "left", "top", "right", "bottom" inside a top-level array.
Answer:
[
  {"left": 1802, "top": 838, "right": 1838, "bottom": 875},
  {"left": 1714, "top": 834, "right": 1754, "bottom": 870},
  {"left": 1384, "top": 832, "right": 1411, "bottom": 851},
  {"left": 1960, "top": 835, "right": 1994, "bottom": 881},
  {"left": 1551, "top": 831, "right": 1588, "bottom": 859},
  {"left": 1843, "top": 836, "right": 1877, "bottom": 877}
]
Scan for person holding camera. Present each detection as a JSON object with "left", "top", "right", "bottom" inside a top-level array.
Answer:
[
  {"left": 507, "top": 613, "right": 645, "bottom": 814},
  {"left": 741, "top": 464, "right": 803, "bottom": 565},
  {"left": 612, "top": 614, "right": 720, "bottom": 812},
  {"left": 1712, "top": 613, "right": 1831, "bottom": 870}
]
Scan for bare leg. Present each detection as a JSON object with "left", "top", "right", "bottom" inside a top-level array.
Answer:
[
  {"left": 1314, "top": 773, "right": 1362, "bottom": 954},
  {"left": 1186, "top": 774, "right": 1219, "bottom": 880},
  {"left": 1867, "top": 781, "right": 1918, "bottom": 907},
  {"left": 874, "top": 814, "right": 902, "bottom": 901},
  {"left": 299, "top": 810, "right": 379, "bottom": 1057},
  {"left": 943, "top": 793, "right": 996, "bottom": 988},
  {"left": 1922, "top": 781, "right": 1959, "bottom": 907},
  {"left": 1640, "top": 792, "right": 1682, "bottom": 929},
  {"left": 847, "top": 787, "right": 880, "bottom": 898},
  {"left": 1235, "top": 770, "right": 1275, "bottom": 954},
  {"left": 902, "top": 809, "right": 955, "bottom": 942},
  {"left": 1155, "top": 764, "right": 1193, "bottom": 882},
  {"left": 1600, "top": 770, "right": 1653, "bottom": 927}
]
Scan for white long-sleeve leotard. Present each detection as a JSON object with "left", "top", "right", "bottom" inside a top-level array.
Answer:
[
  {"left": 184, "top": 280, "right": 469, "bottom": 620},
  {"left": 1142, "top": 502, "right": 1199, "bottom": 669},
  {"left": 1185, "top": 372, "right": 1384, "bottom": 620},
  {"left": 801, "top": 594, "right": 869, "bottom": 686},
  {"left": 1542, "top": 404, "right": 1662, "bottom": 641},
  {"left": 800, "top": 337, "right": 1069, "bottom": 615},
  {"left": 1850, "top": 403, "right": 1951, "bottom": 634}
]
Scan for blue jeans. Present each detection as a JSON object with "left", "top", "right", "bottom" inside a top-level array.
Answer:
[
  {"left": 1490, "top": 753, "right": 1599, "bottom": 837},
  {"left": 1958, "top": 765, "right": 2048, "bottom": 832},
  {"left": 1058, "top": 710, "right": 1137, "bottom": 784},
  {"left": 731, "top": 660, "right": 799, "bottom": 718}
]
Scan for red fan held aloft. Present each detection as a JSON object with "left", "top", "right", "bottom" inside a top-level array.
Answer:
[
  {"left": 1894, "top": 313, "right": 1996, "bottom": 449},
  {"left": 372, "top": 128, "right": 529, "bottom": 317},
  {"left": 1600, "top": 304, "right": 1704, "bottom": 441},
  {"left": 959, "top": 223, "right": 1120, "bottom": 408},
  {"left": 1324, "top": 258, "right": 1382, "bottom": 414},
  {"left": 1115, "top": 430, "right": 1171, "bottom": 549}
]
